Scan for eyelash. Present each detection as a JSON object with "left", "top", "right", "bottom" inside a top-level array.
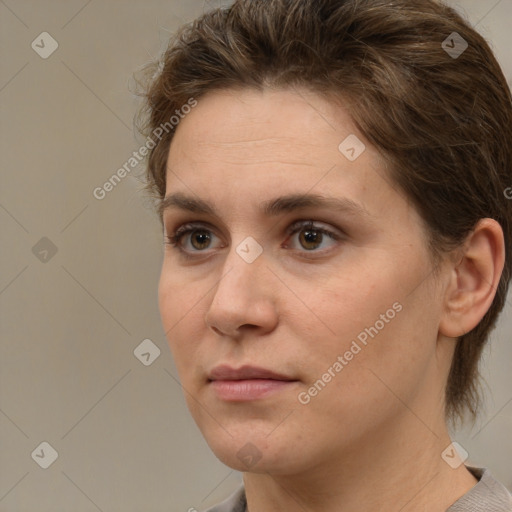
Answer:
[{"left": 164, "top": 220, "right": 343, "bottom": 260}]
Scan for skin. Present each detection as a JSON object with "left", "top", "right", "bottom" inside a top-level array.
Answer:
[{"left": 158, "top": 87, "right": 505, "bottom": 512}]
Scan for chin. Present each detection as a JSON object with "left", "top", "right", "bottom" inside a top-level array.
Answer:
[{"left": 202, "top": 425, "right": 307, "bottom": 474}]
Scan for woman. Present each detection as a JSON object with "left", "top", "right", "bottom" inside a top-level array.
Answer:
[{"left": 136, "top": 0, "right": 512, "bottom": 510}]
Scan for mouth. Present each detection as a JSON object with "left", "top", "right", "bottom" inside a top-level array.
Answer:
[{"left": 207, "top": 364, "right": 299, "bottom": 401}]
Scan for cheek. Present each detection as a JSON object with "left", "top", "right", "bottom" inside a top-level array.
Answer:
[
  {"left": 308, "top": 266, "right": 393, "bottom": 343},
  {"left": 158, "top": 267, "right": 204, "bottom": 373},
  {"left": 158, "top": 268, "right": 178, "bottom": 337},
  {"left": 158, "top": 260, "right": 202, "bottom": 327},
  {"left": 329, "top": 290, "right": 439, "bottom": 417},
  {"left": 293, "top": 254, "right": 436, "bottom": 384},
  {"left": 295, "top": 310, "right": 435, "bottom": 439}
]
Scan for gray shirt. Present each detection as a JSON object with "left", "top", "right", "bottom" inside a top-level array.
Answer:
[{"left": 204, "top": 466, "right": 512, "bottom": 512}]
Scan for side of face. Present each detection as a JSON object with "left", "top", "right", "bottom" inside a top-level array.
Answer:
[{"left": 158, "top": 87, "right": 453, "bottom": 474}]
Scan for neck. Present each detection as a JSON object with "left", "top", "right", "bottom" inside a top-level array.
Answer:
[{"left": 243, "top": 411, "right": 478, "bottom": 512}]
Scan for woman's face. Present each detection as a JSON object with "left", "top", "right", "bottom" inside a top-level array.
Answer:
[{"left": 159, "top": 87, "right": 451, "bottom": 474}]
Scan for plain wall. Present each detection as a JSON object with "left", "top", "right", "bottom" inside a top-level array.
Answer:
[{"left": 0, "top": 1, "right": 510, "bottom": 510}]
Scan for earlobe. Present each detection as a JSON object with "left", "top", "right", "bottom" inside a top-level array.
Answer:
[{"left": 439, "top": 219, "right": 505, "bottom": 339}]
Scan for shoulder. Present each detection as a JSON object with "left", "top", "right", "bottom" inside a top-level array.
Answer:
[
  {"left": 446, "top": 466, "right": 512, "bottom": 512},
  {"left": 200, "top": 468, "right": 512, "bottom": 512},
  {"left": 202, "top": 484, "right": 246, "bottom": 512}
]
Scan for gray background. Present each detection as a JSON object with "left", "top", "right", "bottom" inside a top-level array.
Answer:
[{"left": 0, "top": 0, "right": 510, "bottom": 510}]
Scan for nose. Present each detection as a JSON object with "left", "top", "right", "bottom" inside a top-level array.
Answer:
[{"left": 204, "top": 247, "right": 279, "bottom": 339}]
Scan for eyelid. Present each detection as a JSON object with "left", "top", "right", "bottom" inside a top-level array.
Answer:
[{"left": 285, "top": 219, "right": 343, "bottom": 239}]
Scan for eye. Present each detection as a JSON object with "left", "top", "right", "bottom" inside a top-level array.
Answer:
[
  {"left": 164, "top": 222, "right": 222, "bottom": 256},
  {"left": 164, "top": 219, "right": 342, "bottom": 259},
  {"left": 283, "top": 220, "right": 341, "bottom": 254}
]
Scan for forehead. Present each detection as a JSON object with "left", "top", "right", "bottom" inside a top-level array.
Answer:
[
  {"left": 164, "top": 87, "right": 407, "bottom": 223},
  {"left": 170, "top": 87, "right": 354, "bottom": 160}
]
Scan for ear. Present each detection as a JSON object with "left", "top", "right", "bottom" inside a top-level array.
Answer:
[{"left": 439, "top": 219, "right": 505, "bottom": 338}]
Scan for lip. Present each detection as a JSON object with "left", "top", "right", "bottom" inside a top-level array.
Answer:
[
  {"left": 208, "top": 364, "right": 296, "bottom": 381},
  {"left": 208, "top": 365, "right": 298, "bottom": 401}
]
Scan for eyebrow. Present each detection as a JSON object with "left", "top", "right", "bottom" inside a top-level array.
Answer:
[{"left": 160, "top": 191, "right": 372, "bottom": 220}]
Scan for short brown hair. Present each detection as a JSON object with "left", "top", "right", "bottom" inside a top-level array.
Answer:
[{"left": 135, "top": 0, "right": 512, "bottom": 424}]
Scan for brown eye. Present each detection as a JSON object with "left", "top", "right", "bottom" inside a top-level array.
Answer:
[
  {"left": 285, "top": 220, "right": 341, "bottom": 254},
  {"left": 298, "top": 226, "right": 325, "bottom": 250},
  {"left": 165, "top": 219, "right": 342, "bottom": 261},
  {"left": 189, "top": 229, "right": 212, "bottom": 250},
  {"left": 165, "top": 223, "right": 221, "bottom": 255}
]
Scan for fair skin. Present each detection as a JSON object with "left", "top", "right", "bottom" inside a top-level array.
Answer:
[{"left": 158, "top": 87, "right": 505, "bottom": 512}]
